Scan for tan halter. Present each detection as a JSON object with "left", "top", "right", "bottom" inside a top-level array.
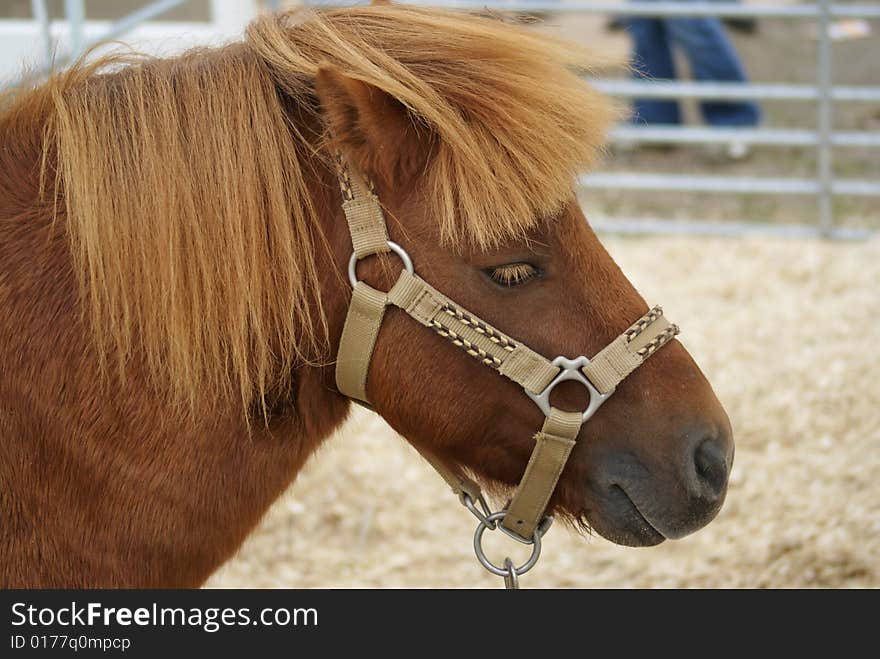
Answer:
[{"left": 333, "top": 158, "right": 678, "bottom": 587}]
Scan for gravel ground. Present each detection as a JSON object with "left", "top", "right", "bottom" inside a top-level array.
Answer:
[{"left": 209, "top": 235, "right": 880, "bottom": 588}]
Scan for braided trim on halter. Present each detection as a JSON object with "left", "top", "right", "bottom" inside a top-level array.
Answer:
[
  {"left": 427, "top": 318, "right": 505, "bottom": 368},
  {"left": 440, "top": 305, "right": 518, "bottom": 352},
  {"left": 625, "top": 305, "right": 665, "bottom": 341},
  {"left": 637, "top": 323, "right": 680, "bottom": 357},
  {"left": 385, "top": 269, "right": 560, "bottom": 395},
  {"left": 334, "top": 151, "right": 377, "bottom": 200},
  {"left": 425, "top": 300, "right": 522, "bottom": 369}
]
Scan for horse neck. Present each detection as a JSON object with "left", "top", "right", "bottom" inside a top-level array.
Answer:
[{"left": 0, "top": 91, "right": 53, "bottom": 219}]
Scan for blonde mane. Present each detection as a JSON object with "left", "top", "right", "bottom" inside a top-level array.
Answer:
[{"left": 9, "top": 6, "right": 614, "bottom": 415}]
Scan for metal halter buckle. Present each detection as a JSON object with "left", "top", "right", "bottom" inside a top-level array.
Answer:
[
  {"left": 525, "top": 355, "right": 613, "bottom": 423},
  {"left": 347, "top": 241, "right": 414, "bottom": 288}
]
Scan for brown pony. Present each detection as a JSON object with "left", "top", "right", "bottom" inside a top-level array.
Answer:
[{"left": 0, "top": 6, "right": 733, "bottom": 587}]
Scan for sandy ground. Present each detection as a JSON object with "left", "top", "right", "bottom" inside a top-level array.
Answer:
[{"left": 209, "top": 235, "right": 880, "bottom": 588}]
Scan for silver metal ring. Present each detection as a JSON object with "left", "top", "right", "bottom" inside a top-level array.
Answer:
[
  {"left": 473, "top": 512, "right": 542, "bottom": 578},
  {"left": 347, "top": 241, "right": 414, "bottom": 288},
  {"left": 525, "top": 355, "right": 614, "bottom": 423}
]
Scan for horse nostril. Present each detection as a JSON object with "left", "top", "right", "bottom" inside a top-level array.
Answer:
[{"left": 692, "top": 437, "right": 729, "bottom": 499}]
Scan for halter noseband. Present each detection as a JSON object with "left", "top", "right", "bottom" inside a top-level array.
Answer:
[{"left": 333, "top": 158, "right": 679, "bottom": 587}]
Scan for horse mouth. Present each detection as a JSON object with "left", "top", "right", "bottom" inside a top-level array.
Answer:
[{"left": 592, "top": 485, "right": 667, "bottom": 547}]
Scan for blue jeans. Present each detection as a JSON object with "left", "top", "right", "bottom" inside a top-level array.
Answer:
[{"left": 628, "top": 14, "right": 761, "bottom": 126}]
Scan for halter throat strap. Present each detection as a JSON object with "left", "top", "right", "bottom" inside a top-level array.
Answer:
[{"left": 332, "top": 158, "right": 678, "bottom": 541}]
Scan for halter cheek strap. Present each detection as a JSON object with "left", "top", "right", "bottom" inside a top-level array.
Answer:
[{"left": 332, "top": 157, "right": 678, "bottom": 575}]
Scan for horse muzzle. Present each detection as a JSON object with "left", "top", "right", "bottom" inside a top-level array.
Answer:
[{"left": 586, "top": 424, "right": 734, "bottom": 547}]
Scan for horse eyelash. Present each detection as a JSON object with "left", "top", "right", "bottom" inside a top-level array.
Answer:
[{"left": 487, "top": 263, "right": 541, "bottom": 287}]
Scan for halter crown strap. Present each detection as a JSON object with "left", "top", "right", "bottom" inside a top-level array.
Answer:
[
  {"left": 332, "top": 155, "right": 679, "bottom": 544},
  {"left": 336, "top": 162, "right": 390, "bottom": 258},
  {"left": 335, "top": 282, "right": 387, "bottom": 403}
]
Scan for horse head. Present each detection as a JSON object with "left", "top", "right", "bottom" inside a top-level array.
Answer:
[{"left": 298, "top": 7, "right": 734, "bottom": 547}]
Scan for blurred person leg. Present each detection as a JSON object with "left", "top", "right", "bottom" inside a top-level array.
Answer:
[
  {"left": 665, "top": 16, "right": 760, "bottom": 127},
  {"left": 629, "top": 17, "right": 682, "bottom": 125}
]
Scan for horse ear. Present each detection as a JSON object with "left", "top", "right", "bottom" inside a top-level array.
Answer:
[{"left": 314, "top": 64, "right": 433, "bottom": 187}]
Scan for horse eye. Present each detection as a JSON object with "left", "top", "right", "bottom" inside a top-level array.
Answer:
[{"left": 485, "top": 263, "right": 542, "bottom": 288}]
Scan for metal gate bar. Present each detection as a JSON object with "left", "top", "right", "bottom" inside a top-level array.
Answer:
[
  {"left": 592, "top": 80, "right": 880, "bottom": 103},
  {"left": 362, "top": 1, "right": 880, "bottom": 19},
  {"left": 18, "top": 0, "right": 190, "bottom": 79},
  {"left": 580, "top": 173, "right": 879, "bottom": 196},
  {"left": 588, "top": 218, "right": 873, "bottom": 240},
  {"left": 609, "top": 126, "right": 880, "bottom": 148}
]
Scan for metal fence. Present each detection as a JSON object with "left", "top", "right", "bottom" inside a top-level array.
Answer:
[
  {"left": 23, "top": 0, "right": 191, "bottom": 73},
  {"left": 7, "top": 1, "right": 879, "bottom": 239},
  {"left": 3, "top": 1, "right": 262, "bottom": 82}
]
